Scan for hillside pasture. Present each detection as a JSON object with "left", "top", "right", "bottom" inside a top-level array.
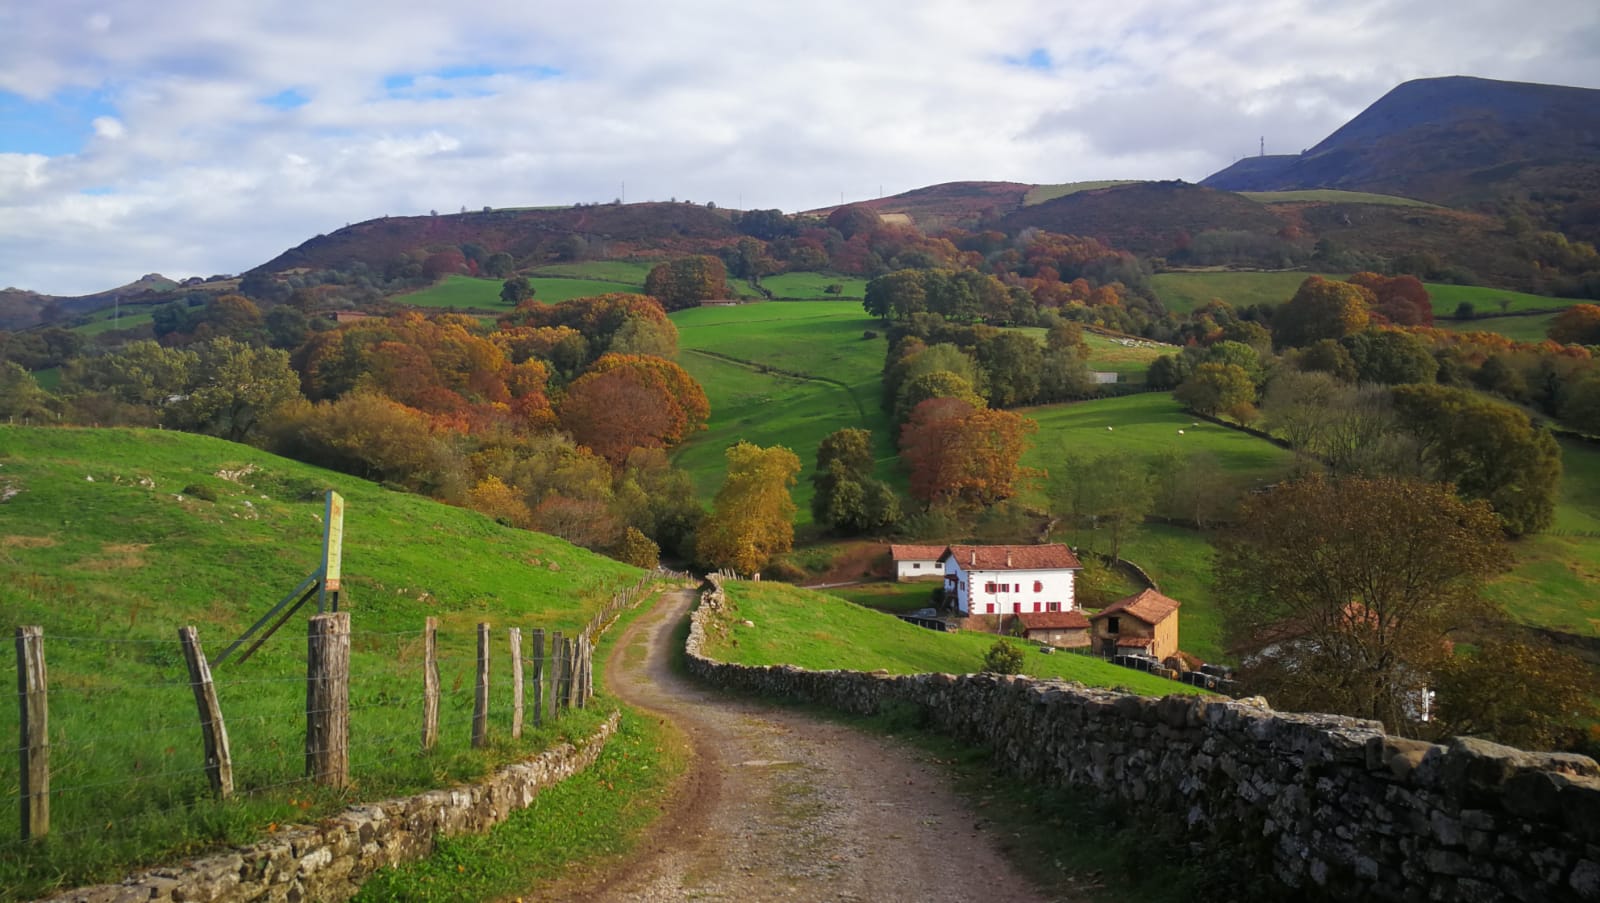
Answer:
[
  {"left": 1023, "top": 181, "right": 1142, "bottom": 206},
  {"left": 71, "top": 306, "right": 158, "bottom": 336},
  {"left": 759, "top": 272, "right": 869, "bottom": 300},
  {"left": 1240, "top": 189, "right": 1436, "bottom": 207},
  {"left": 0, "top": 426, "right": 641, "bottom": 898},
  {"left": 1152, "top": 270, "right": 1588, "bottom": 318},
  {"left": 529, "top": 260, "right": 654, "bottom": 284},
  {"left": 707, "top": 581, "right": 1205, "bottom": 695},
  {"left": 396, "top": 274, "right": 653, "bottom": 309},
  {"left": 671, "top": 302, "right": 899, "bottom": 518}
]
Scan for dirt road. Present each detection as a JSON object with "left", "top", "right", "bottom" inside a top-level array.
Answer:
[{"left": 537, "top": 589, "right": 1056, "bottom": 903}]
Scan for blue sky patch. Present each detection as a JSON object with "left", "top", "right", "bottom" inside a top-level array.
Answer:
[
  {"left": 382, "top": 63, "right": 562, "bottom": 99},
  {"left": 1005, "top": 48, "right": 1053, "bottom": 70},
  {"left": 260, "top": 89, "right": 310, "bottom": 110},
  {"left": 0, "top": 89, "right": 119, "bottom": 156}
]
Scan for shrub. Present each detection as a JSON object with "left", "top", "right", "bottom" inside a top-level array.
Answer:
[{"left": 982, "top": 639, "right": 1025, "bottom": 675}]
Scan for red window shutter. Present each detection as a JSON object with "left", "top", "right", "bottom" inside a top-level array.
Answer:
[
  {"left": 1033, "top": 602, "right": 1041, "bottom": 612},
  {"left": 986, "top": 603, "right": 995, "bottom": 614},
  {"left": 985, "top": 582, "right": 994, "bottom": 593},
  {"left": 1034, "top": 580, "right": 1043, "bottom": 593},
  {"left": 1013, "top": 602, "right": 1021, "bottom": 613}
]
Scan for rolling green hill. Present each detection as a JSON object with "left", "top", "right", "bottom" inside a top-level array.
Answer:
[
  {"left": 0, "top": 426, "right": 641, "bottom": 897},
  {"left": 705, "top": 581, "right": 1205, "bottom": 696},
  {"left": 1151, "top": 270, "right": 1589, "bottom": 319}
]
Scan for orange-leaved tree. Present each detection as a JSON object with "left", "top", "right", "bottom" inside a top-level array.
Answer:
[
  {"left": 558, "top": 353, "right": 709, "bottom": 466},
  {"left": 900, "top": 397, "right": 1035, "bottom": 508}
]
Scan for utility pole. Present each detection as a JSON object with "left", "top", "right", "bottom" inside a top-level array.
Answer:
[{"left": 1259, "top": 136, "right": 1265, "bottom": 157}]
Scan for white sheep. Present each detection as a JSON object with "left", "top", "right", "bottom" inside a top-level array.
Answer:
[{"left": 1177, "top": 429, "right": 1185, "bottom": 435}]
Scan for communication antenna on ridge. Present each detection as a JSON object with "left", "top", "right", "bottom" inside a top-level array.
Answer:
[{"left": 1260, "top": 136, "right": 1265, "bottom": 157}]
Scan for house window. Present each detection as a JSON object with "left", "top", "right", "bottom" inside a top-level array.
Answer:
[
  {"left": 1012, "top": 602, "right": 1021, "bottom": 613},
  {"left": 984, "top": 582, "right": 995, "bottom": 593},
  {"left": 1107, "top": 616, "right": 1120, "bottom": 634},
  {"left": 912, "top": 562, "right": 921, "bottom": 569},
  {"left": 1033, "top": 580, "right": 1043, "bottom": 593},
  {"left": 1033, "top": 602, "right": 1041, "bottom": 612},
  {"left": 1047, "top": 602, "right": 1061, "bottom": 612},
  {"left": 1014, "top": 583, "right": 1021, "bottom": 592},
  {"left": 986, "top": 603, "right": 995, "bottom": 614},
  {"left": 998, "top": 583, "right": 1008, "bottom": 593}
]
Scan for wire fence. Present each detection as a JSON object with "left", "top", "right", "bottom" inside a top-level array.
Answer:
[{"left": 0, "top": 572, "right": 656, "bottom": 857}]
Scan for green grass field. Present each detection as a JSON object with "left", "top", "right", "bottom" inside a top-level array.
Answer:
[
  {"left": 827, "top": 580, "right": 940, "bottom": 613},
  {"left": 1113, "top": 524, "right": 1226, "bottom": 662},
  {"left": 758, "top": 272, "right": 869, "bottom": 300},
  {"left": 529, "top": 260, "right": 655, "bottom": 284},
  {"left": 0, "top": 426, "right": 642, "bottom": 898},
  {"left": 1437, "top": 313, "right": 1559, "bottom": 343},
  {"left": 72, "top": 307, "right": 157, "bottom": 336},
  {"left": 707, "top": 581, "right": 1204, "bottom": 696},
  {"left": 1482, "top": 440, "right": 1600, "bottom": 638},
  {"left": 671, "top": 302, "right": 899, "bottom": 516},
  {"left": 1019, "top": 393, "right": 1295, "bottom": 498},
  {"left": 1239, "top": 189, "right": 1435, "bottom": 207},
  {"left": 1023, "top": 181, "right": 1141, "bottom": 206},
  {"left": 1151, "top": 270, "right": 1587, "bottom": 318}
]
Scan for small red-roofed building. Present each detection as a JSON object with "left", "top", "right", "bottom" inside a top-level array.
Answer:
[
  {"left": 889, "top": 544, "right": 948, "bottom": 582},
  {"left": 1013, "top": 610, "right": 1091, "bottom": 648},
  {"left": 1090, "top": 588, "right": 1181, "bottom": 659},
  {"left": 938, "top": 544, "right": 1083, "bottom": 616}
]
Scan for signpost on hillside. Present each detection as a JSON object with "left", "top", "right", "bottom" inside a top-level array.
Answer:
[{"left": 215, "top": 491, "right": 345, "bottom": 667}]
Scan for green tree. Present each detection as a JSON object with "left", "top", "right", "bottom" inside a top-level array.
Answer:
[
  {"left": 1390, "top": 384, "right": 1562, "bottom": 535},
  {"left": 1434, "top": 634, "right": 1599, "bottom": 749},
  {"left": 169, "top": 338, "right": 302, "bottom": 441},
  {"left": 1217, "top": 475, "right": 1506, "bottom": 732},
  {"left": 974, "top": 331, "right": 1044, "bottom": 407},
  {"left": 1051, "top": 451, "right": 1154, "bottom": 561},
  {"left": 501, "top": 277, "right": 534, "bottom": 306},
  {"left": 1174, "top": 362, "right": 1256, "bottom": 417},
  {"left": 894, "top": 370, "right": 985, "bottom": 425},
  {"left": 1273, "top": 276, "right": 1371, "bottom": 349},
  {"left": 0, "top": 362, "right": 56, "bottom": 421},
  {"left": 1203, "top": 340, "right": 1265, "bottom": 388},
  {"left": 982, "top": 638, "right": 1026, "bottom": 674},
  {"left": 1342, "top": 329, "right": 1438, "bottom": 386},
  {"left": 696, "top": 442, "right": 801, "bottom": 576},
  {"left": 864, "top": 269, "right": 928, "bottom": 322},
  {"left": 616, "top": 526, "right": 660, "bottom": 569},
  {"left": 811, "top": 428, "right": 900, "bottom": 534}
]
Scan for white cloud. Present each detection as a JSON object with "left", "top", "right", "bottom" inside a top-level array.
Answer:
[{"left": 0, "top": 0, "right": 1597, "bottom": 294}]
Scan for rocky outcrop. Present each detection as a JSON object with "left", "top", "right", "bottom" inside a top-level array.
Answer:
[
  {"left": 687, "top": 577, "right": 1600, "bottom": 901},
  {"left": 39, "top": 712, "right": 620, "bottom": 903}
]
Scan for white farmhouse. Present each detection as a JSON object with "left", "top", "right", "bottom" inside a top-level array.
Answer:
[
  {"left": 890, "top": 544, "right": 947, "bottom": 581},
  {"left": 939, "top": 544, "right": 1083, "bottom": 616}
]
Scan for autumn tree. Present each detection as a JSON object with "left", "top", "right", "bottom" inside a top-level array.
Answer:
[
  {"left": 1390, "top": 384, "right": 1562, "bottom": 535},
  {"left": 1342, "top": 329, "right": 1438, "bottom": 385},
  {"left": 1217, "top": 475, "right": 1506, "bottom": 731},
  {"left": 501, "top": 277, "right": 534, "bottom": 306},
  {"left": 900, "top": 398, "right": 1035, "bottom": 509},
  {"left": 1273, "top": 276, "right": 1372, "bottom": 349},
  {"left": 811, "top": 428, "right": 900, "bottom": 534},
  {"left": 696, "top": 442, "right": 802, "bottom": 576},
  {"left": 1548, "top": 303, "right": 1600, "bottom": 345},
  {"left": 1348, "top": 272, "right": 1433, "bottom": 326},
  {"left": 558, "top": 354, "right": 709, "bottom": 466},
  {"left": 644, "top": 256, "right": 729, "bottom": 311},
  {"left": 1433, "top": 634, "right": 1599, "bottom": 749}
]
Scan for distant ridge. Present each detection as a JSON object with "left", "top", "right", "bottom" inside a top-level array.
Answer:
[{"left": 1202, "top": 76, "right": 1600, "bottom": 236}]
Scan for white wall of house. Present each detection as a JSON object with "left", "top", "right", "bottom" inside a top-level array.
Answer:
[
  {"left": 943, "top": 561, "right": 1077, "bottom": 615},
  {"left": 895, "top": 558, "right": 943, "bottom": 580}
]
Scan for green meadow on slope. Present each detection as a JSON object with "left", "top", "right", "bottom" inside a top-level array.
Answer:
[
  {"left": 704, "top": 581, "right": 1205, "bottom": 696},
  {"left": 1150, "top": 270, "right": 1588, "bottom": 320},
  {"left": 0, "top": 426, "right": 642, "bottom": 898}
]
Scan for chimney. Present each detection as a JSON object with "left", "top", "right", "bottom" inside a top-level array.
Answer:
[
  {"left": 1006, "top": 549, "right": 1013, "bottom": 568},
  {"left": 969, "top": 549, "right": 975, "bottom": 567}
]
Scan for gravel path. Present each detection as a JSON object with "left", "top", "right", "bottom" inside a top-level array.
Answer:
[{"left": 534, "top": 589, "right": 1058, "bottom": 903}]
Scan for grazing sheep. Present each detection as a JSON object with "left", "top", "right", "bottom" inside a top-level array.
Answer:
[
  {"left": 1177, "top": 429, "right": 1185, "bottom": 435},
  {"left": 1107, "top": 426, "right": 1114, "bottom": 431}
]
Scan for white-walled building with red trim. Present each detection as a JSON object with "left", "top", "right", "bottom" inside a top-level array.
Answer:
[{"left": 938, "top": 544, "right": 1082, "bottom": 616}]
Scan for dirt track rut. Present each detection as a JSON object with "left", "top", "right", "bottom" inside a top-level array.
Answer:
[{"left": 534, "top": 588, "right": 1057, "bottom": 903}]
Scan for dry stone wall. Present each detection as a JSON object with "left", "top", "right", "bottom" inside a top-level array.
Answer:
[
  {"left": 39, "top": 712, "right": 620, "bottom": 903},
  {"left": 688, "top": 577, "right": 1600, "bottom": 901}
]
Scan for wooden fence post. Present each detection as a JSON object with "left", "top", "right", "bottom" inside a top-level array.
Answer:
[
  {"left": 178, "top": 626, "right": 233, "bottom": 799},
  {"left": 530, "top": 628, "right": 545, "bottom": 727},
  {"left": 551, "top": 631, "right": 565, "bottom": 715},
  {"left": 422, "top": 618, "right": 439, "bottom": 751},
  {"left": 472, "top": 623, "right": 490, "bottom": 748},
  {"left": 306, "top": 612, "right": 350, "bottom": 789},
  {"left": 15, "top": 626, "right": 47, "bottom": 840},
  {"left": 563, "top": 636, "right": 578, "bottom": 710},
  {"left": 509, "top": 628, "right": 524, "bottom": 740},
  {"left": 577, "top": 636, "right": 590, "bottom": 708}
]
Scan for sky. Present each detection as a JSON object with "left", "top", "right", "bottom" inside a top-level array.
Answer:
[{"left": 2, "top": 0, "right": 1598, "bottom": 297}]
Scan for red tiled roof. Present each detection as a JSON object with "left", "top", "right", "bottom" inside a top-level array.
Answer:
[
  {"left": 1092, "top": 588, "right": 1181, "bottom": 626},
  {"left": 938, "top": 544, "right": 1082, "bottom": 571},
  {"left": 890, "top": 544, "right": 948, "bottom": 562},
  {"left": 1019, "top": 611, "right": 1090, "bottom": 631},
  {"left": 1117, "top": 636, "right": 1156, "bottom": 648}
]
